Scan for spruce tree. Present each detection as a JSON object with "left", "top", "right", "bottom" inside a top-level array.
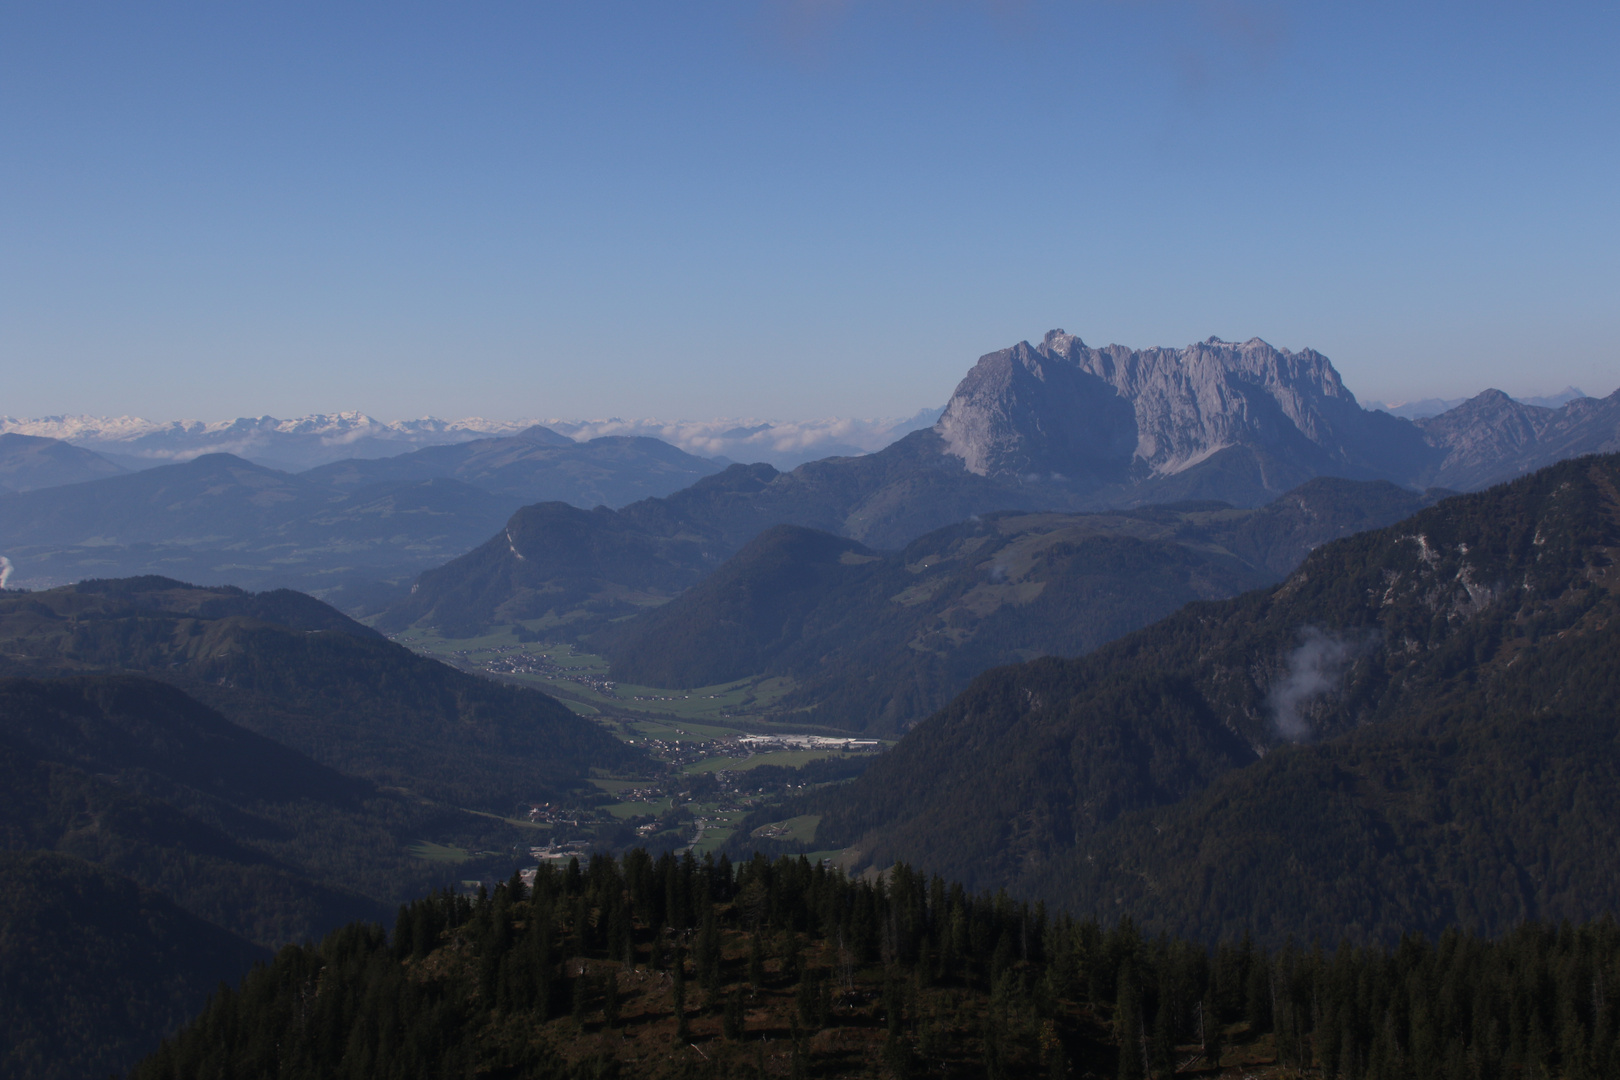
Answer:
[
  {"left": 749, "top": 932, "right": 766, "bottom": 988},
  {"left": 1116, "top": 960, "right": 1145, "bottom": 1080},
  {"left": 673, "top": 948, "right": 690, "bottom": 1043}
]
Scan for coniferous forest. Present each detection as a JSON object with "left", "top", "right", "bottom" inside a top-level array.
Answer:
[{"left": 138, "top": 850, "right": 1620, "bottom": 1080}]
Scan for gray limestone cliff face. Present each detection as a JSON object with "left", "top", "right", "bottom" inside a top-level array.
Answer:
[
  {"left": 931, "top": 338, "right": 1138, "bottom": 482},
  {"left": 936, "top": 330, "right": 1433, "bottom": 485}
]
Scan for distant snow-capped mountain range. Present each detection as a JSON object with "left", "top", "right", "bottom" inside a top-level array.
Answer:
[
  {"left": 0, "top": 379, "right": 1587, "bottom": 477},
  {"left": 0, "top": 409, "right": 945, "bottom": 472}
]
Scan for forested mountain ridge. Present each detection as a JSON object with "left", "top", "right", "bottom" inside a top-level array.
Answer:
[
  {"left": 0, "top": 608, "right": 625, "bottom": 1075},
  {"left": 0, "top": 851, "right": 268, "bottom": 1080},
  {"left": 382, "top": 455, "right": 1435, "bottom": 650},
  {"left": 0, "top": 671, "right": 472, "bottom": 945},
  {"left": 599, "top": 478, "right": 1437, "bottom": 732},
  {"left": 134, "top": 851, "right": 1620, "bottom": 1080},
  {"left": 372, "top": 439, "right": 1035, "bottom": 637},
  {"left": 376, "top": 498, "right": 720, "bottom": 638},
  {"left": 778, "top": 453, "right": 1620, "bottom": 939},
  {"left": 0, "top": 577, "right": 642, "bottom": 809}
]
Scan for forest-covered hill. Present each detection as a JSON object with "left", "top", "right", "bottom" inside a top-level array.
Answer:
[
  {"left": 377, "top": 430, "right": 1128, "bottom": 640},
  {"left": 0, "top": 673, "right": 452, "bottom": 941},
  {"left": 0, "top": 584, "right": 633, "bottom": 1076},
  {"left": 133, "top": 850, "right": 1620, "bottom": 1080},
  {"left": 738, "top": 453, "right": 1620, "bottom": 943},
  {"left": 599, "top": 478, "right": 1435, "bottom": 733},
  {"left": 0, "top": 577, "right": 642, "bottom": 809}
]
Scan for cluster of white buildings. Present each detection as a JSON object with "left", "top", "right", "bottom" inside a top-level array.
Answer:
[{"left": 735, "top": 734, "right": 881, "bottom": 752}]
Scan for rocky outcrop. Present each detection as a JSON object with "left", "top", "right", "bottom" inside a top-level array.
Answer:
[
  {"left": 933, "top": 338, "right": 1138, "bottom": 482},
  {"left": 936, "top": 331, "right": 1436, "bottom": 487}
]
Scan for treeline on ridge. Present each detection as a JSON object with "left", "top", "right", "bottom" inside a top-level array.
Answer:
[{"left": 138, "top": 849, "right": 1620, "bottom": 1079}]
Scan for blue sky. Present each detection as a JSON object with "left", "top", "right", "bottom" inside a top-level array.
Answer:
[{"left": 3, "top": 2, "right": 1616, "bottom": 421}]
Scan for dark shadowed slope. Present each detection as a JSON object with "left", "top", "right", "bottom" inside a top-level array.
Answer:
[
  {"left": 0, "top": 667, "right": 625, "bottom": 1075},
  {"left": 0, "top": 674, "right": 406, "bottom": 944},
  {"left": 0, "top": 672, "right": 369, "bottom": 806},
  {"left": 0, "top": 577, "right": 643, "bottom": 810},
  {"left": 0, "top": 851, "right": 267, "bottom": 1080}
]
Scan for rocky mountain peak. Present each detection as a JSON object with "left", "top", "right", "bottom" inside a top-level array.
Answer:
[
  {"left": 934, "top": 333, "right": 1422, "bottom": 488},
  {"left": 1412, "top": 386, "right": 1620, "bottom": 490}
]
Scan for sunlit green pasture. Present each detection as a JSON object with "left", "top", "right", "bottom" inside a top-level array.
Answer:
[
  {"left": 605, "top": 799, "right": 672, "bottom": 820},
  {"left": 408, "top": 840, "right": 473, "bottom": 863},
  {"left": 683, "top": 748, "right": 868, "bottom": 774},
  {"left": 751, "top": 814, "right": 822, "bottom": 843}
]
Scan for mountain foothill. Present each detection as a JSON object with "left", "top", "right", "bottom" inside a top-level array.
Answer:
[
  {"left": 5, "top": 331, "right": 1620, "bottom": 1078},
  {"left": 0, "top": 576, "right": 639, "bottom": 809},
  {"left": 0, "top": 425, "right": 724, "bottom": 611},
  {"left": 0, "top": 431, "right": 128, "bottom": 492},
  {"left": 750, "top": 451, "right": 1620, "bottom": 949},
  {"left": 593, "top": 478, "right": 1439, "bottom": 733}
]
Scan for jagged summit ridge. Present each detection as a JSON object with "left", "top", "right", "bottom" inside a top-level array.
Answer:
[{"left": 935, "top": 330, "right": 1425, "bottom": 484}]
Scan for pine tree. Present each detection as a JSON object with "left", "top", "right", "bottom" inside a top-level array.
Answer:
[
  {"left": 749, "top": 932, "right": 766, "bottom": 988},
  {"left": 673, "top": 948, "right": 690, "bottom": 1043},
  {"left": 602, "top": 973, "right": 621, "bottom": 1029},
  {"left": 1116, "top": 960, "right": 1145, "bottom": 1080}
]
